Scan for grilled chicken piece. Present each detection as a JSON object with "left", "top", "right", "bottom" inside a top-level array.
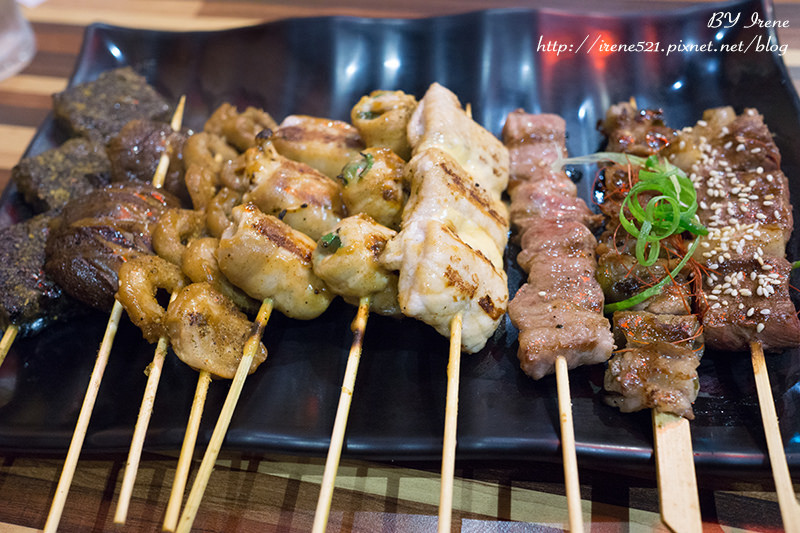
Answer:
[
  {"left": 339, "top": 147, "right": 408, "bottom": 230},
  {"left": 509, "top": 293, "right": 614, "bottom": 380},
  {"left": 312, "top": 214, "right": 400, "bottom": 317},
  {"left": 165, "top": 282, "right": 268, "bottom": 379},
  {"left": 271, "top": 115, "right": 365, "bottom": 179},
  {"left": 204, "top": 103, "right": 278, "bottom": 152},
  {"left": 605, "top": 311, "right": 702, "bottom": 419},
  {"left": 381, "top": 220, "right": 507, "bottom": 353},
  {"left": 218, "top": 203, "right": 334, "bottom": 320},
  {"left": 181, "top": 237, "right": 260, "bottom": 315},
  {"left": 407, "top": 82, "right": 509, "bottom": 198},
  {"left": 402, "top": 148, "right": 509, "bottom": 269},
  {"left": 241, "top": 138, "right": 345, "bottom": 241},
  {"left": 44, "top": 183, "right": 180, "bottom": 311},
  {"left": 152, "top": 208, "right": 206, "bottom": 267},
  {"left": 116, "top": 254, "right": 188, "bottom": 343},
  {"left": 350, "top": 90, "right": 417, "bottom": 160}
]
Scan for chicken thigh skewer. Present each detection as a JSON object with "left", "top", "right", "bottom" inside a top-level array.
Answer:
[{"left": 43, "top": 98, "right": 186, "bottom": 533}]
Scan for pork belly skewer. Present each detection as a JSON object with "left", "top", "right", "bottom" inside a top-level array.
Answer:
[
  {"left": 380, "top": 83, "right": 510, "bottom": 532},
  {"left": 591, "top": 101, "right": 704, "bottom": 532},
  {"left": 502, "top": 110, "right": 613, "bottom": 531},
  {"left": 43, "top": 99, "right": 185, "bottom": 533},
  {"left": 663, "top": 107, "right": 800, "bottom": 531}
]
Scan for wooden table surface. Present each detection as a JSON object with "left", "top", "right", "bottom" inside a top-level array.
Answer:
[{"left": 2, "top": 1, "right": 800, "bottom": 532}]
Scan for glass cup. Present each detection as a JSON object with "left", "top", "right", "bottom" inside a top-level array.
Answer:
[{"left": 0, "top": 0, "right": 36, "bottom": 81}]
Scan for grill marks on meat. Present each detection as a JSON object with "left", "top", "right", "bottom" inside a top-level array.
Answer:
[
  {"left": 666, "top": 107, "right": 800, "bottom": 351},
  {"left": 381, "top": 83, "right": 509, "bottom": 353},
  {"left": 503, "top": 110, "right": 612, "bottom": 379},
  {"left": 44, "top": 183, "right": 180, "bottom": 311},
  {"left": 598, "top": 101, "right": 703, "bottom": 418}
]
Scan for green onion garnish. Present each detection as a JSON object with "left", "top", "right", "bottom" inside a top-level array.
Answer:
[
  {"left": 339, "top": 152, "right": 374, "bottom": 184},
  {"left": 560, "top": 152, "right": 709, "bottom": 313},
  {"left": 319, "top": 232, "right": 342, "bottom": 252}
]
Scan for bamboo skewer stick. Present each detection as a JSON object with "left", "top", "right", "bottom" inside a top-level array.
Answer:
[
  {"left": 652, "top": 410, "right": 702, "bottom": 533},
  {"left": 751, "top": 340, "right": 800, "bottom": 533},
  {"left": 312, "top": 296, "right": 371, "bottom": 533},
  {"left": 175, "top": 298, "right": 274, "bottom": 533},
  {"left": 438, "top": 312, "right": 463, "bottom": 533},
  {"left": 0, "top": 326, "right": 18, "bottom": 368},
  {"left": 163, "top": 369, "right": 212, "bottom": 532},
  {"left": 44, "top": 97, "right": 186, "bottom": 532},
  {"left": 113, "top": 96, "right": 186, "bottom": 525},
  {"left": 44, "top": 300, "right": 125, "bottom": 533},
  {"left": 554, "top": 355, "right": 583, "bottom": 532}
]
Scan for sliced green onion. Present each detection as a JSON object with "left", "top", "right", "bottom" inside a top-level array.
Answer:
[
  {"left": 604, "top": 236, "right": 701, "bottom": 313},
  {"left": 319, "top": 232, "right": 342, "bottom": 252},
  {"left": 339, "top": 152, "right": 374, "bottom": 185}
]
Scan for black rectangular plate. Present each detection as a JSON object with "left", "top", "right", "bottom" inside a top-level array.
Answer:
[{"left": 1, "top": 0, "right": 799, "bottom": 475}]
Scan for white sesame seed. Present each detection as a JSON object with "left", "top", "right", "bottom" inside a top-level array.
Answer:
[
  {"left": 757, "top": 323, "right": 765, "bottom": 333},
  {"left": 752, "top": 147, "right": 762, "bottom": 153},
  {"left": 747, "top": 307, "right": 755, "bottom": 316},
  {"left": 740, "top": 289, "right": 753, "bottom": 297},
  {"left": 761, "top": 308, "right": 771, "bottom": 315},
  {"left": 736, "top": 143, "right": 746, "bottom": 152}
]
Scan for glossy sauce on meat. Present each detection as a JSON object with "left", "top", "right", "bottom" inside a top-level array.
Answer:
[{"left": 44, "top": 183, "right": 180, "bottom": 311}]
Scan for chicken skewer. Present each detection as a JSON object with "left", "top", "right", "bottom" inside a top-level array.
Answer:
[
  {"left": 502, "top": 110, "right": 613, "bottom": 531},
  {"left": 175, "top": 202, "right": 335, "bottom": 532},
  {"left": 113, "top": 96, "right": 187, "bottom": 525},
  {"left": 380, "top": 83, "right": 510, "bottom": 532},
  {"left": 43, "top": 99, "right": 185, "bottom": 533}
]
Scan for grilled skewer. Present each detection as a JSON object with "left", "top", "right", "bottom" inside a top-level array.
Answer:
[
  {"left": 44, "top": 99, "right": 185, "bottom": 533},
  {"left": 502, "top": 109, "right": 613, "bottom": 530}
]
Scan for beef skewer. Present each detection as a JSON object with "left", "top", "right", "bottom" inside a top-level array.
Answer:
[
  {"left": 113, "top": 96, "right": 187, "bottom": 524},
  {"left": 379, "top": 83, "right": 510, "bottom": 532},
  {"left": 592, "top": 100, "right": 704, "bottom": 532},
  {"left": 502, "top": 109, "right": 613, "bottom": 531},
  {"left": 662, "top": 106, "right": 800, "bottom": 531}
]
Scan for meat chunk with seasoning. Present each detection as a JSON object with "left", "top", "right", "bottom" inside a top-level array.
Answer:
[
  {"left": 271, "top": 115, "right": 365, "bottom": 179},
  {"left": 604, "top": 311, "right": 702, "bottom": 419},
  {"left": 217, "top": 203, "right": 334, "bottom": 320},
  {"left": 407, "top": 82, "right": 509, "bottom": 198},
  {"left": 165, "top": 282, "right": 268, "bottom": 379},
  {"left": 11, "top": 138, "right": 111, "bottom": 213},
  {"left": 312, "top": 214, "right": 401, "bottom": 317}
]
